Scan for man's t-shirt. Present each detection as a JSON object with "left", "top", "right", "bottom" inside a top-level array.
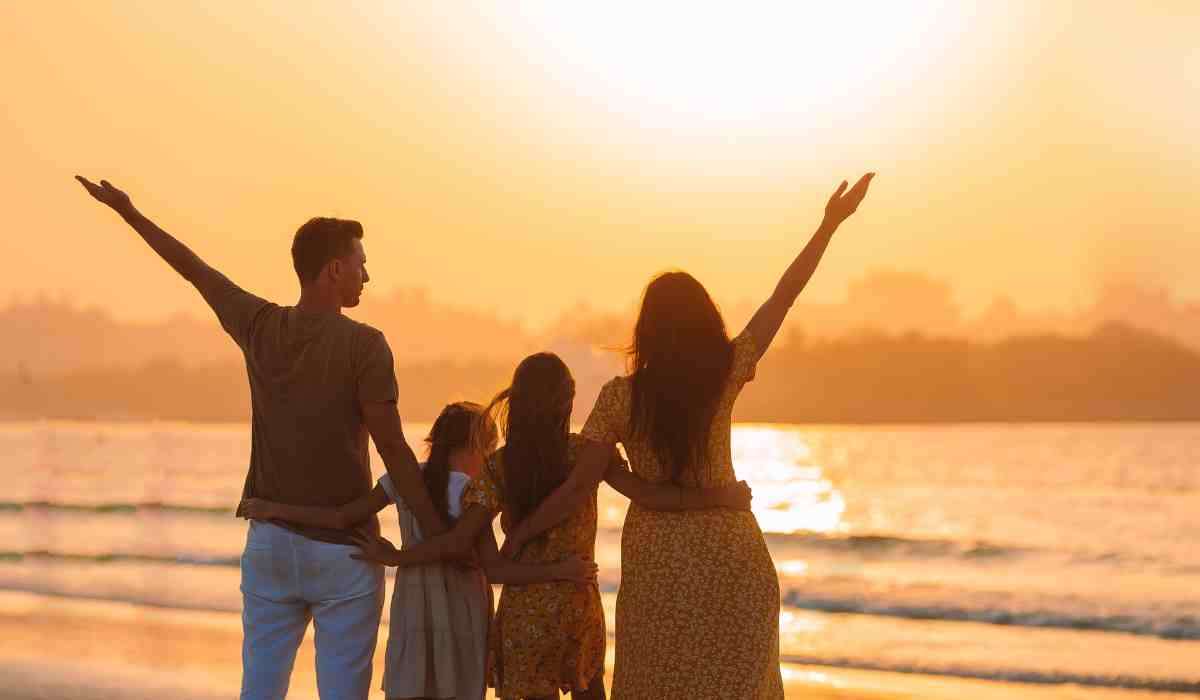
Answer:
[{"left": 198, "top": 268, "right": 396, "bottom": 544}]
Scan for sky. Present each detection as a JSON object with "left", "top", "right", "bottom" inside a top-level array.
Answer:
[{"left": 4, "top": 1, "right": 1198, "bottom": 327}]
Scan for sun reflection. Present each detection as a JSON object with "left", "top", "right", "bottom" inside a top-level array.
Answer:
[
  {"left": 777, "top": 560, "right": 810, "bottom": 577},
  {"left": 781, "top": 667, "right": 840, "bottom": 687},
  {"left": 778, "top": 609, "right": 827, "bottom": 636},
  {"left": 733, "top": 426, "right": 846, "bottom": 535}
]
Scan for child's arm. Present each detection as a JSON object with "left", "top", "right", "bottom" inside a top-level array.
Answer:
[
  {"left": 239, "top": 484, "right": 391, "bottom": 530},
  {"left": 476, "top": 527, "right": 598, "bottom": 585},
  {"left": 350, "top": 505, "right": 492, "bottom": 566}
]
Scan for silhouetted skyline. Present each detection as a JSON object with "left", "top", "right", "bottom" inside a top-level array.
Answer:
[{"left": 6, "top": 270, "right": 1200, "bottom": 423}]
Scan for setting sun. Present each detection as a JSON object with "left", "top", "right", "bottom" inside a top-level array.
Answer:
[{"left": 473, "top": 3, "right": 979, "bottom": 139}]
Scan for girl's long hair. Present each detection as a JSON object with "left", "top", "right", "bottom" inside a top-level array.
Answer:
[
  {"left": 423, "top": 401, "right": 494, "bottom": 523},
  {"left": 482, "top": 353, "right": 575, "bottom": 526},
  {"left": 629, "top": 271, "right": 734, "bottom": 483}
]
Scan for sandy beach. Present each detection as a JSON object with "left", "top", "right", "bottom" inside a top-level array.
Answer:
[{"left": 1, "top": 591, "right": 1188, "bottom": 700}]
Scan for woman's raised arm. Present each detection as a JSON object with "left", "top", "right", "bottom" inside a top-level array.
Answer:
[{"left": 743, "top": 173, "right": 874, "bottom": 359}]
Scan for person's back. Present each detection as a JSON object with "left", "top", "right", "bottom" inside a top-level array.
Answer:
[{"left": 237, "top": 305, "right": 395, "bottom": 543}]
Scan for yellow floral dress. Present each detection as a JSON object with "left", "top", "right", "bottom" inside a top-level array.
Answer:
[
  {"left": 581, "top": 332, "right": 783, "bottom": 699},
  {"left": 462, "top": 435, "right": 607, "bottom": 699}
]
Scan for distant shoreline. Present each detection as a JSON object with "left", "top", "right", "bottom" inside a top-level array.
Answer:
[{"left": 7, "top": 321, "right": 1200, "bottom": 425}]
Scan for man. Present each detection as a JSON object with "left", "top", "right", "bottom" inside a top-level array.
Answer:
[{"left": 76, "top": 176, "right": 447, "bottom": 700}]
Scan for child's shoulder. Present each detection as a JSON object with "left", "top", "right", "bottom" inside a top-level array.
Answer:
[{"left": 446, "top": 471, "right": 471, "bottom": 517}]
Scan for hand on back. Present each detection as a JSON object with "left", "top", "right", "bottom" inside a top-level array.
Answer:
[
  {"left": 237, "top": 497, "right": 276, "bottom": 520},
  {"left": 499, "top": 533, "right": 523, "bottom": 561},
  {"left": 556, "top": 556, "right": 599, "bottom": 586},
  {"left": 348, "top": 530, "right": 399, "bottom": 564},
  {"left": 718, "top": 480, "right": 754, "bottom": 511}
]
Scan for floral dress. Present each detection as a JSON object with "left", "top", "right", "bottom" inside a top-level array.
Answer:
[
  {"left": 462, "top": 434, "right": 607, "bottom": 699},
  {"left": 581, "top": 332, "right": 784, "bottom": 699}
]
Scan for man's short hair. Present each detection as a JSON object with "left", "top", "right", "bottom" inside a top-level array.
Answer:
[{"left": 291, "top": 218, "right": 363, "bottom": 284}]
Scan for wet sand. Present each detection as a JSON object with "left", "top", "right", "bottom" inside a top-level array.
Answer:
[{"left": 0, "top": 591, "right": 1184, "bottom": 700}]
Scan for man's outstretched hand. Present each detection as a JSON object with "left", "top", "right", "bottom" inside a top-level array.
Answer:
[
  {"left": 76, "top": 176, "right": 133, "bottom": 216},
  {"left": 822, "top": 172, "right": 875, "bottom": 228}
]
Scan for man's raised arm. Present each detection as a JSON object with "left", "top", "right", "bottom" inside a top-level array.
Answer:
[
  {"left": 76, "top": 177, "right": 223, "bottom": 291},
  {"left": 75, "top": 177, "right": 266, "bottom": 346}
]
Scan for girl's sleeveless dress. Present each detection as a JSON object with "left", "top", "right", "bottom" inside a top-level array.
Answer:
[{"left": 378, "top": 470, "right": 491, "bottom": 700}]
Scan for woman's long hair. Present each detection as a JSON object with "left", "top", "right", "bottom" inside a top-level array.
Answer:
[
  {"left": 423, "top": 401, "right": 494, "bottom": 523},
  {"left": 482, "top": 353, "right": 576, "bottom": 526},
  {"left": 629, "top": 271, "right": 734, "bottom": 483}
]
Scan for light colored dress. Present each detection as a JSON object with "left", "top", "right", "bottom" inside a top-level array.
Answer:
[
  {"left": 378, "top": 470, "right": 491, "bottom": 700},
  {"left": 461, "top": 435, "right": 608, "bottom": 699},
  {"left": 581, "top": 332, "right": 784, "bottom": 699}
]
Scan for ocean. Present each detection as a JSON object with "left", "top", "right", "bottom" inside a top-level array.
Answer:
[{"left": 2, "top": 421, "right": 1198, "bottom": 696}]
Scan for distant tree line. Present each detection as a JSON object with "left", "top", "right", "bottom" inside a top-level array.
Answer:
[
  {"left": 3, "top": 322, "right": 1199, "bottom": 423},
  {"left": 738, "top": 322, "right": 1200, "bottom": 422}
]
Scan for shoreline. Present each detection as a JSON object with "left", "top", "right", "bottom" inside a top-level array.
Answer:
[{"left": 1, "top": 591, "right": 1189, "bottom": 700}]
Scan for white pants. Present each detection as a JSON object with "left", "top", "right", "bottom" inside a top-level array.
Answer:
[{"left": 239, "top": 521, "right": 384, "bottom": 700}]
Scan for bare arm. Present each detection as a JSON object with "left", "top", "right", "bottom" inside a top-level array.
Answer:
[
  {"left": 604, "top": 459, "right": 752, "bottom": 512},
  {"left": 75, "top": 177, "right": 236, "bottom": 299},
  {"left": 477, "top": 527, "right": 597, "bottom": 585},
  {"left": 743, "top": 173, "right": 874, "bottom": 358},
  {"left": 499, "top": 439, "right": 611, "bottom": 558},
  {"left": 351, "top": 505, "right": 492, "bottom": 566},
  {"left": 501, "top": 439, "right": 750, "bottom": 558},
  {"left": 361, "top": 400, "right": 448, "bottom": 537},
  {"left": 239, "top": 484, "right": 391, "bottom": 530}
]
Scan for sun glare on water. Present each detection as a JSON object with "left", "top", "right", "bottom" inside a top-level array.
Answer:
[{"left": 732, "top": 426, "right": 846, "bottom": 534}]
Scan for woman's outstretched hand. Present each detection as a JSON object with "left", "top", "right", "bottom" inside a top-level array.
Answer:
[
  {"left": 75, "top": 176, "right": 134, "bottom": 216},
  {"left": 822, "top": 172, "right": 875, "bottom": 228}
]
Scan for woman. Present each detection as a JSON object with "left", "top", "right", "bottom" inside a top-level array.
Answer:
[{"left": 503, "top": 173, "right": 875, "bottom": 698}]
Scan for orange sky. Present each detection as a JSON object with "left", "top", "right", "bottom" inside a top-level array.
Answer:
[{"left": 4, "top": 2, "right": 1198, "bottom": 326}]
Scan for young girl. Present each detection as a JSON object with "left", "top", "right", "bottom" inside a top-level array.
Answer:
[
  {"left": 240, "top": 401, "right": 595, "bottom": 700},
  {"left": 351, "top": 355, "right": 750, "bottom": 700}
]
